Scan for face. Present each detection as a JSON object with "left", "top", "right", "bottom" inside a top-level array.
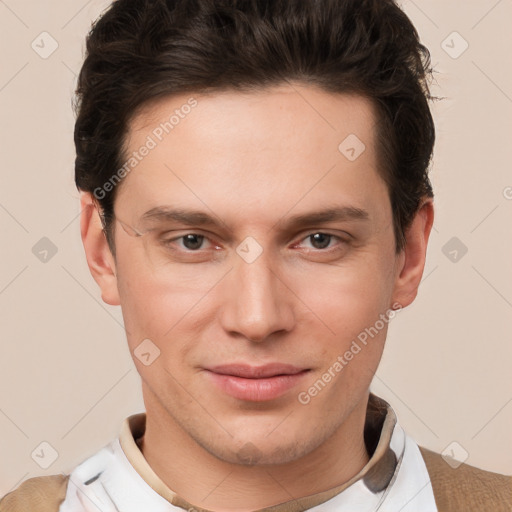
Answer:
[{"left": 94, "top": 84, "right": 414, "bottom": 465}]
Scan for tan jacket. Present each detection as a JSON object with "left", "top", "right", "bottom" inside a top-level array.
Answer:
[{"left": 1, "top": 447, "right": 511, "bottom": 512}]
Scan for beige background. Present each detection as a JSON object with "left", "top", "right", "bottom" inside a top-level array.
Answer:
[{"left": 1, "top": 0, "right": 511, "bottom": 495}]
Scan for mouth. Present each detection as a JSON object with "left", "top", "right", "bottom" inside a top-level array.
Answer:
[{"left": 203, "top": 363, "right": 311, "bottom": 402}]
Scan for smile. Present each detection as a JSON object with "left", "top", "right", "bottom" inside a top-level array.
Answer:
[{"left": 204, "top": 364, "right": 310, "bottom": 401}]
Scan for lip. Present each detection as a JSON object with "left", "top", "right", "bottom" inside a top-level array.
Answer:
[{"left": 204, "top": 363, "right": 310, "bottom": 402}]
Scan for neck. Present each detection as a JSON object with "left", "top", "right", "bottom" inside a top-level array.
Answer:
[{"left": 139, "top": 390, "right": 370, "bottom": 512}]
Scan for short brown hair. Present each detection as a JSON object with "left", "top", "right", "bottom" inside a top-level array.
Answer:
[{"left": 74, "top": 0, "right": 435, "bottom": 253}]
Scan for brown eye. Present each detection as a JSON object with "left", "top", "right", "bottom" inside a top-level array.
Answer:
[
  {"left": 181, "top": 234, "right": 205, "bottom": 250},
  {"left": 309, "top": 233, "right": 332, "bottom": 249}
]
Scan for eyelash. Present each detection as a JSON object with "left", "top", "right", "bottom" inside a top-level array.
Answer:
[{"left": 160, "top": 231, "right": 350, "bottom": 254}]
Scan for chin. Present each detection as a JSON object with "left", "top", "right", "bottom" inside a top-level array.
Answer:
[
  {"left": 195, "top": 427, "right": 327, "bottom": 467},
  {"left": 209, "top": 442, "right": 307, "bottom": 466}
]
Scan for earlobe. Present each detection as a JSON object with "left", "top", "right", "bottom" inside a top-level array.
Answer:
[
  {"left": 391, "top": 199, "right": 434, "bottom": 308},
  {"left": 79, "top": 192, "right": 121, "bottom": 306}
]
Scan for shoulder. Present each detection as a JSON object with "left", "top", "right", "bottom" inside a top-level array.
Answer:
[
  {"left": 0, "top": 474, "right": 69, "bottom": 512},
  {"left": 419, "top": 446, "right": 512, "bottom": 512}
]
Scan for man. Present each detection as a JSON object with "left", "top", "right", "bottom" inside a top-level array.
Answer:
[{"left": 1, "top": 0, "right": 510, "bottom": 511}]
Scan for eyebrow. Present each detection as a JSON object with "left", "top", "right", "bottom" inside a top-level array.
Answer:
[
  {"left": 141, "top": 207, "right": 217, "bottom": 226},
  {"left": 276, "top": 206, "right": 370, "bottom": 231},
  {"left": 139, "top": 205, "right": 370, "bottom": 231}
]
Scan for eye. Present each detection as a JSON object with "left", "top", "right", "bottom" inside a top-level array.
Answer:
[
  {"left": 306, "top": 233, "right": 333, "bottom": 249},
  {"left": 299, "top": 232, "right": 343, "bottom": 250},
  {"left": 168, "top": 233, "right": 212, "bottom": 251},
  {"left": 154, "top": 231, "right": 223, "bottom": 263},
  {"left": 180, "top": 234, "right": 206, "bottom": 250}
]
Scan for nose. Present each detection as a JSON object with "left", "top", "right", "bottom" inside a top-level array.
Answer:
[{"left": 219, "top": 250, "right": 295, "bottom": 343}]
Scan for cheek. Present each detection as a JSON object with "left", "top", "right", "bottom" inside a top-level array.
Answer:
[
  {"left": 118, "top": 274, "right": 191, "bottom": 343},
  {"left": 116, "top": 271, "right": 199, "bottom": 393},
  {"left": 293, "top": 251, "right": 395, "bottom": 340},
  {"left": 115, "top": 252, "right": 224, "bottom": 356},
  {"left": 296, "top": 261, "right": 394, "bottom": 402}
]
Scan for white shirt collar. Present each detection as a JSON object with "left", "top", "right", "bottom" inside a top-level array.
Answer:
[{"left": 59, "top": 395, "right": 437, "bottom": 511}]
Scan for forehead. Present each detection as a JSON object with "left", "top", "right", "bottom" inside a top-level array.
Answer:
[
  {"left": 117, "top": 83, "right": 388, "bottom": 228},
  {"left": 129, "top": 83, "right": 377, "bottom": 154}
]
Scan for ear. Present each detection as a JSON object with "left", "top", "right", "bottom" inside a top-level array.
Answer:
[
  {"left": 80, "top": 192, "right": 120, "bottom": 306},
  {"left": 391, "top": 198, "right": 434, "bottom": 308}
]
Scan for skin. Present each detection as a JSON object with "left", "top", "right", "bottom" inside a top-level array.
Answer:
[{"left": 80, "top": 83, "right": 434, "bottom": 511}]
